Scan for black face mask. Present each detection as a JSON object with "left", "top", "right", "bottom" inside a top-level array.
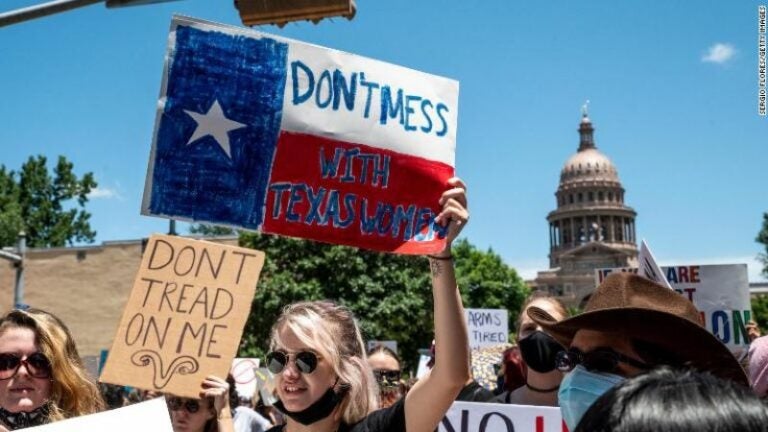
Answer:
[
  {"left": 274, "top": 385, "right": 346, "bottom": 426},
  {"left": 518, "top": 330, "right": 564, "bottom": 373}
]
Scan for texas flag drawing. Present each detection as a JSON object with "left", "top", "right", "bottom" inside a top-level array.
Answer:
[{"left": 143, "top": 16, "right": 459, "bottom": 254}]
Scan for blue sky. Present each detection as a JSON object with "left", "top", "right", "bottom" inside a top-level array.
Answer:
[{"left": 2, "top": 1, "right": 766, "bottom": 281}]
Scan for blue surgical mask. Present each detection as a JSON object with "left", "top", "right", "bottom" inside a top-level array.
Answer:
[{"left": 558, "top": 365, "right": 625, "bottom": 431}]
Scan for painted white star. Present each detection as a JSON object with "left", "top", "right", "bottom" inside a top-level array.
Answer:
[{"left": 184, "top": 100, "right": 246, "bottom": 159}]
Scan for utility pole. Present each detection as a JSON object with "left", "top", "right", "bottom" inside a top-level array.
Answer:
[
  {"left": 14, "top": 232, "right": 26, "bottom": 309},
  {"left": 0, "top": 232, "right": 26, "bottom": 309}
]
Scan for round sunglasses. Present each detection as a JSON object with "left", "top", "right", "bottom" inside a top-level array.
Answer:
[
  {"left": 266, "top": 351, "right": 321, "bottom": 374},
  {"left": 556, "top": 347, "right": 652, "bottom": 374},
  {"left": 0, "top": 352, "right": 52, "bottom": 380},
  {"left": 372, "top": 369, "right": 401, "bottom": 388},
  {"left": 166, "top": 397, "right": 202, "bottom": 413}
]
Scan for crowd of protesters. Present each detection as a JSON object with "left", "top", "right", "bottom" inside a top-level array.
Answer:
[{"left": 0, "top": 178, "right": 767, "bottom": 431}]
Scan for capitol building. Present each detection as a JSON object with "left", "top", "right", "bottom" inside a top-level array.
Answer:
[{"left": 533, "top": 111, "right": 638, "bottom": 307}]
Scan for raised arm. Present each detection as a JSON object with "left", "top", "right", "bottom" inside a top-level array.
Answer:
[
  {"left": 201, "top": 375, "right": 235, "bottom": 432},
  {"left": 404, "top": 177, "right": 470, "bottom": 432}
]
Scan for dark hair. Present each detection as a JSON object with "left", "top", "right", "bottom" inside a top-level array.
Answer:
[
  {"left": 575, "top": 367, "right": 768, "bottom": 432},
  {"left": 366, "top": 344, "right": 401, "bottom": 368}
]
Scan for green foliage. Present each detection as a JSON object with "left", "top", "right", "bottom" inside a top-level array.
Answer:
[
  {"left": 189, "top": 224, "right": 236, "bottom": 236},
  {"left": 752, "top": 295, "right": 768, "bottom": 332},
  {"left": 757, "top": 212, "right": 768, "bottom": 278},
  {"left": 237, "top": 234, "right": 528, "bottom": 371},
  {"left": 0, "top": 156, "right": 96, "bottom": 248},
  {"left": 451, "top": 239, "right": 530, "bottom": 325}
]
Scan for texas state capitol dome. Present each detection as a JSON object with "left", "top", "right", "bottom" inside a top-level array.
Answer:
[{"left": 533, "top": 111, "right": 638, "bottom": 308}]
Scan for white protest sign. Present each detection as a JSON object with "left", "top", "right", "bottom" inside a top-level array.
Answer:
[
  {"left": 638, "top": 240, "right": 672, "bottom": 289},
  {"left": 439, "top": 401, "right": 564, "bottom": 432},
  {"left": 596, "top": 264, "right": 752, "bottom": 354},
  {"left": 231, "top": 357, "right": 260, "bottom": 399},
  {"left": 415, "top": 354, "right": 431, "bottom": 379},
  {"left": 26, "top": 397, "right": 173, "bottom": 431},
  {"left": 465, "top": 309, "right": 508, "bottom": 349}
]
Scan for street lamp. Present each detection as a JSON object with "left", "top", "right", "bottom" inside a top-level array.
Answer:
[{"left": 0, "top": 0, "right": 181, "bottom": 28}]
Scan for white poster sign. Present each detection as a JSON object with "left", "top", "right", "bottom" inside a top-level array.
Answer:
[
  {"left": 439, "top": 401, "right": 564, "bottom": 432},
  {"left": 596, "top": 264, "right": 752, "bottom": 355},
  {"left": 465, "top": 308, "right": 508, "bottom": 349},
  {"left": 231, "top": 357, "right": 261, "bottom": 399},
  {"left": 27, "top": 398, "right": 173, "bottom": 431}
]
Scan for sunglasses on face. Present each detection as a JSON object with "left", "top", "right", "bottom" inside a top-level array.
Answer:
[
  {"left": 167, "top": 397, "right": 201, "bottom": 413},
  {"left": 372, "top": 369, "right": 400, "bottom": 386},
  {"left": 0, "top": 352, "right": 52, "bottom": 380},
  {"left": 555, "top": 347, "right": 652, "bottom": 374},
  {"left": 266, "top": 351, "right": 320, "bottom": 374}
]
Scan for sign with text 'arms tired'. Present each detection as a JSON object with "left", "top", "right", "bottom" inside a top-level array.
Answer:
[
  {"left": 142, "top": 15, "right": 459, "bottom": 255},
  {"left": 100, "top": 235, "right": 264, "bottom": 398}
]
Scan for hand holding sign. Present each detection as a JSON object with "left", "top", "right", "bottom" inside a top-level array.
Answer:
[{"left": 434, "top": 177, "right": 469, "bottom": 255}]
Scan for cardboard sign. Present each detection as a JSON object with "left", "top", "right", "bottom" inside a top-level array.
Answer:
[
  {"left": 100, "top": 235, "right": 265, "bottom": 398},
  {"left": 465, "top": 308, "right": 509, "bottom": 349},
  {"left": 439, "top": 402, "right": 565, "bottom": 432},
  {"left": 142, "top": 15, "right": 459, "bottom": 255},
  {"left": 596, "top": 264, "right": 752, "bottom": 355},
  {"left": 26, "top": 397, "right": 173, "bottom": 431},
  {"left": 231, "top": 357, "right": 260, "bottom": 399}
]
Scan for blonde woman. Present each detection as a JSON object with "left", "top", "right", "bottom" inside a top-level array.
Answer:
[
  {"left": 265, "top": 177, "right": 470, "bottom": 432},
  {"left": 0, "top": 308, "right": 105, "bottom": 430}
]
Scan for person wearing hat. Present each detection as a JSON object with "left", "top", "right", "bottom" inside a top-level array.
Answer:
[
  {"left": 527, "top": 272, "right": 748, "bottom": 431},
  {"left": 749, "top": 335, "right": 768, "bottom": 398}
]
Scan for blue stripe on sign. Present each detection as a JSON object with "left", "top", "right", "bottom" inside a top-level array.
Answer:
[{"left": 150, "top": 25, "right": 288, "bottom": 229}]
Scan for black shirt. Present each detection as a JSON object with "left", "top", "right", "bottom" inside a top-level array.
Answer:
[
  {"left": 266, "top": 399, "right": 406, "bottom": 432},
  {"left": 455, "top": 380, "right": 495, "bottom": 402}
]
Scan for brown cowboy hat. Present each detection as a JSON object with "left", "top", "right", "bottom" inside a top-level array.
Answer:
[{"left": 528, "top": 273, "right": 748, "bottom": 385}]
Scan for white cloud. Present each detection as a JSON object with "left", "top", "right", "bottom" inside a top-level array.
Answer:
[
  {"left": 88, "top": 187, "right": 120, "bottom": 199},
  {"left": 701, "top": 43, "right": 736, "bottom": 64}
]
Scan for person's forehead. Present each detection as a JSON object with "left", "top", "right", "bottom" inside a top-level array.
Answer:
[
  {"left": 368, "top": 352, "right": 399, "bottom": 371},
  {"left": 522, "top": 299, "right": 563, "bottom": 324},
  {"left": 571, "top": 329, "right": 635, "bottom": 353}
]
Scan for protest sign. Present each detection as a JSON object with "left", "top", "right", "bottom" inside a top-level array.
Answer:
[
  {"left": 439, "top": 401, "right": 565, "bottom": 432},
  {"left": 466, "top": 308, "right": 508, "bottom": 349},
  {"left": 100, "top": 234, "right": 265, "bottom": 398},
  {"left": 596, "top": 264, "right": 752, "bottom": 354},
  {"left": 254, "top": 367, "right": 277, "bottom": 405},
  {"left": 142, "top": 15, "right": 459, "bottom": 255},
  {"left": 26, "top": 397, "right": 173, "bottom": 431},
  {"left": 231, "top": 357, "right": 260, "bottom": 399},
  {"left": 637, "top": 240, "right": 672, "bottom": 289}
]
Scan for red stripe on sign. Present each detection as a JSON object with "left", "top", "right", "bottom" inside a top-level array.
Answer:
[{"left": 262, "top": 131, "right": 454, "bottom": 254}]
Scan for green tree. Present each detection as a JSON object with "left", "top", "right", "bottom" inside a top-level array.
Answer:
[
  {"left": 189, "top": 224, "right": 236, "bottom": 236},
  {"left": 752, "top": 295, "right": 768, "bottom": 332},
  {"left": 0, "top": 156, "right": 96, "bottom": 248},
  {"left": 757, "top": 212, "right": 768, "bottom": 278},
  {"left": 237, "top": 234, "right": 528, "bottom": 371}
]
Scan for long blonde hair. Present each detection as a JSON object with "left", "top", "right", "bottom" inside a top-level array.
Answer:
[
  {"left": 0, "top": 308, "right": 105, "bottom": 421},
  {"left": 269, "top": 301, "right": 379, "bottom": 425}
]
